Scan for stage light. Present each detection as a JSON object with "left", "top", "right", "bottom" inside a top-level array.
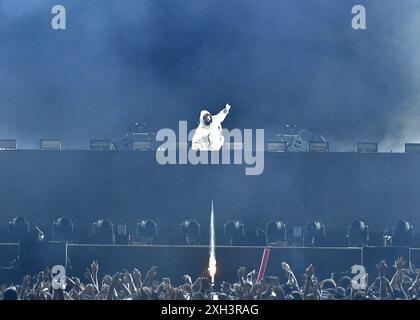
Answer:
[
  {"left": 179, "top": 219, "right": 201, "bottom": 245},
  {"left": 393, "top": 221, "right": 413, "bottom": 247},
  {"left": 224, "top": 220, "right": 244, "bottom": 245},
  {"left": 40, "top": 139, "right": 62, "bottom": 150},
  {"left": 0, "top": 139, "right": 17, "bottom": 150},
  {"left": 2, "top": 287, "right": 19, "bottom": 300},
  {"left": 53, "top": 217, "right": 74, "bottom": 242},
  {"left": 304, "top": 221, "right": 325, "bottom": 247},
  {"left": 8, "top": 216, "right": 30, "bottom": 242},
  {"left": 357, "top": 142, "right": 378, "bottom": 153},
  {"left": 405, "top": 143, "right": 420, "bottom": 153},
  {"left": 347, "top": 220, "right": 369, "bottom": 247},
  {"left": 265, "top": 221, "right": 287, "bottom": 245},
  {"left": 309, "top": 142, "right": 329, "bottom": 152},
  {"left": 382, "top": 227, "right": 393, "bottom": 247},
  {"left": 136, "top": 219, "right": 157, "bottom": 244},
  {"left": 90, "top": 139, "right": 113, "bottom": 150},
  {"left": 92, "top": 219, "right": 115, "bottom": 244}
]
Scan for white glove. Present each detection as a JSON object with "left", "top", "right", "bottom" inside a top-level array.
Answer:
[{"left": 225, "top": 103, "right": 231, "bottom": 111}]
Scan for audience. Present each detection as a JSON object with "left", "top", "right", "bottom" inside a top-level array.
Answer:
[{"left": 1, "top": 258, "right": 419, "bottom": 300}]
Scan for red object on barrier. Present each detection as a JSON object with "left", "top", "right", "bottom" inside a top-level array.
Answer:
[{"left": 256, "top": 248, "right": 270, "bottom": 284}]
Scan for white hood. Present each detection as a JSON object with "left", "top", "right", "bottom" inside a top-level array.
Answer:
[{"left": 199, "top": 110, "right": 211, "bottom": 127}]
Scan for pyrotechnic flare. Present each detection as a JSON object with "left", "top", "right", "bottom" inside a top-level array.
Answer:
[{"left": 208, "top": 201, "right": 217, "bottom": 286}]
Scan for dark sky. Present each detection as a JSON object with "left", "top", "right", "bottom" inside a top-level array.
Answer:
[{"left": 0, "top": 0, "right": 419, "bottom": 150}]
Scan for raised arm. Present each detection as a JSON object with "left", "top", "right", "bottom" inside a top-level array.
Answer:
[
  {"left": 303, "top": 264, "right": 316, "bottom": 300},
  {"left": 378, "top": 260, "right": 392, "bottom": 299},
  {"left": 212, "top": 103, "right": 231, "bottom": 123},
  {"left": 390, "top": 257, "right": 404, "bottom": 290},
  {"left": 281, "top": 262, "right": 300, "bottom": 291}
]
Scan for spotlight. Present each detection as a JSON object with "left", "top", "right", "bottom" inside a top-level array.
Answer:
[
  {"left": 382, "top": 227, "right": 393, "bottom": 247},
  {"left": 92, "top": 219, "right": 115, "bottom": 244},
  {"left": 8, "top": 216, "right": 30, "bottom": 242},
  {"left": 224, "top": 220, "right": 244, "bottom": 245},
  {"left": 136, "top": 220, "right": 157, "bottom": 244},
  {"left": 265, "top": 221, "right": 287, "bottom": 245},
  {"left": 53, "top": 217, "right": 74, "bottom": 242},
  {"left": 347, "top": 220, "right": 369, "bottom": 247},
  {"left": 393, "top": 221, "right": 413, "bottom": 247},
  {"left": 304, "top": 221, "right": 325, "bottom": 247},
  {"left": 180, "top": 219, "right": 201, "bottom": 245}
]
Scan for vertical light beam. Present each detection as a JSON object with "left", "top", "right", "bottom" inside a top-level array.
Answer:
[{"left": 208, "top": 200, "right": 217, "bottom": 286}]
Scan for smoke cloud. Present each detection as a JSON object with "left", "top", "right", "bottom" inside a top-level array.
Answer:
[{"left": 0, "top": 0, "right": 419, "bottom": 149}]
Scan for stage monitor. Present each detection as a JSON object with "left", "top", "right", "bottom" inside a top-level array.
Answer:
[
  {"left": 405, "top": 143, "right": 420, "bottom": 153},
  {"left": 131, "top": 133, "right": 152, "bottom": 150},
  {"left": 40, "top": 139, "right": 62, "bottom": 150},
  {"left": 0, "top": 139, "right": 17, "bottom": 150},
  {"left": 309, "top": 142, "right": 329, "bottom": 152},
  {"left": 266, "top": 142, "right": 287, "bottom": 152},
  {"left": 90, "top": 139, "right": 112, "bottom": 150},
  {"left": 357, "top": 142, "right": 378, "bottom": 153}
]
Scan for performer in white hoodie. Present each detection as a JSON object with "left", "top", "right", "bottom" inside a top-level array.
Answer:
[{"left": 192, "top": 103, "right": 231, "bottom": 151}]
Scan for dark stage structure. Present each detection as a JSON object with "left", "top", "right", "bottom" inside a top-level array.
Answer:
[
  {"left": 0, "top": 150, "right": 420, "bottom": 280},
  {"left": 0, "top": 150, "right": 419, "bottom": 237}
]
